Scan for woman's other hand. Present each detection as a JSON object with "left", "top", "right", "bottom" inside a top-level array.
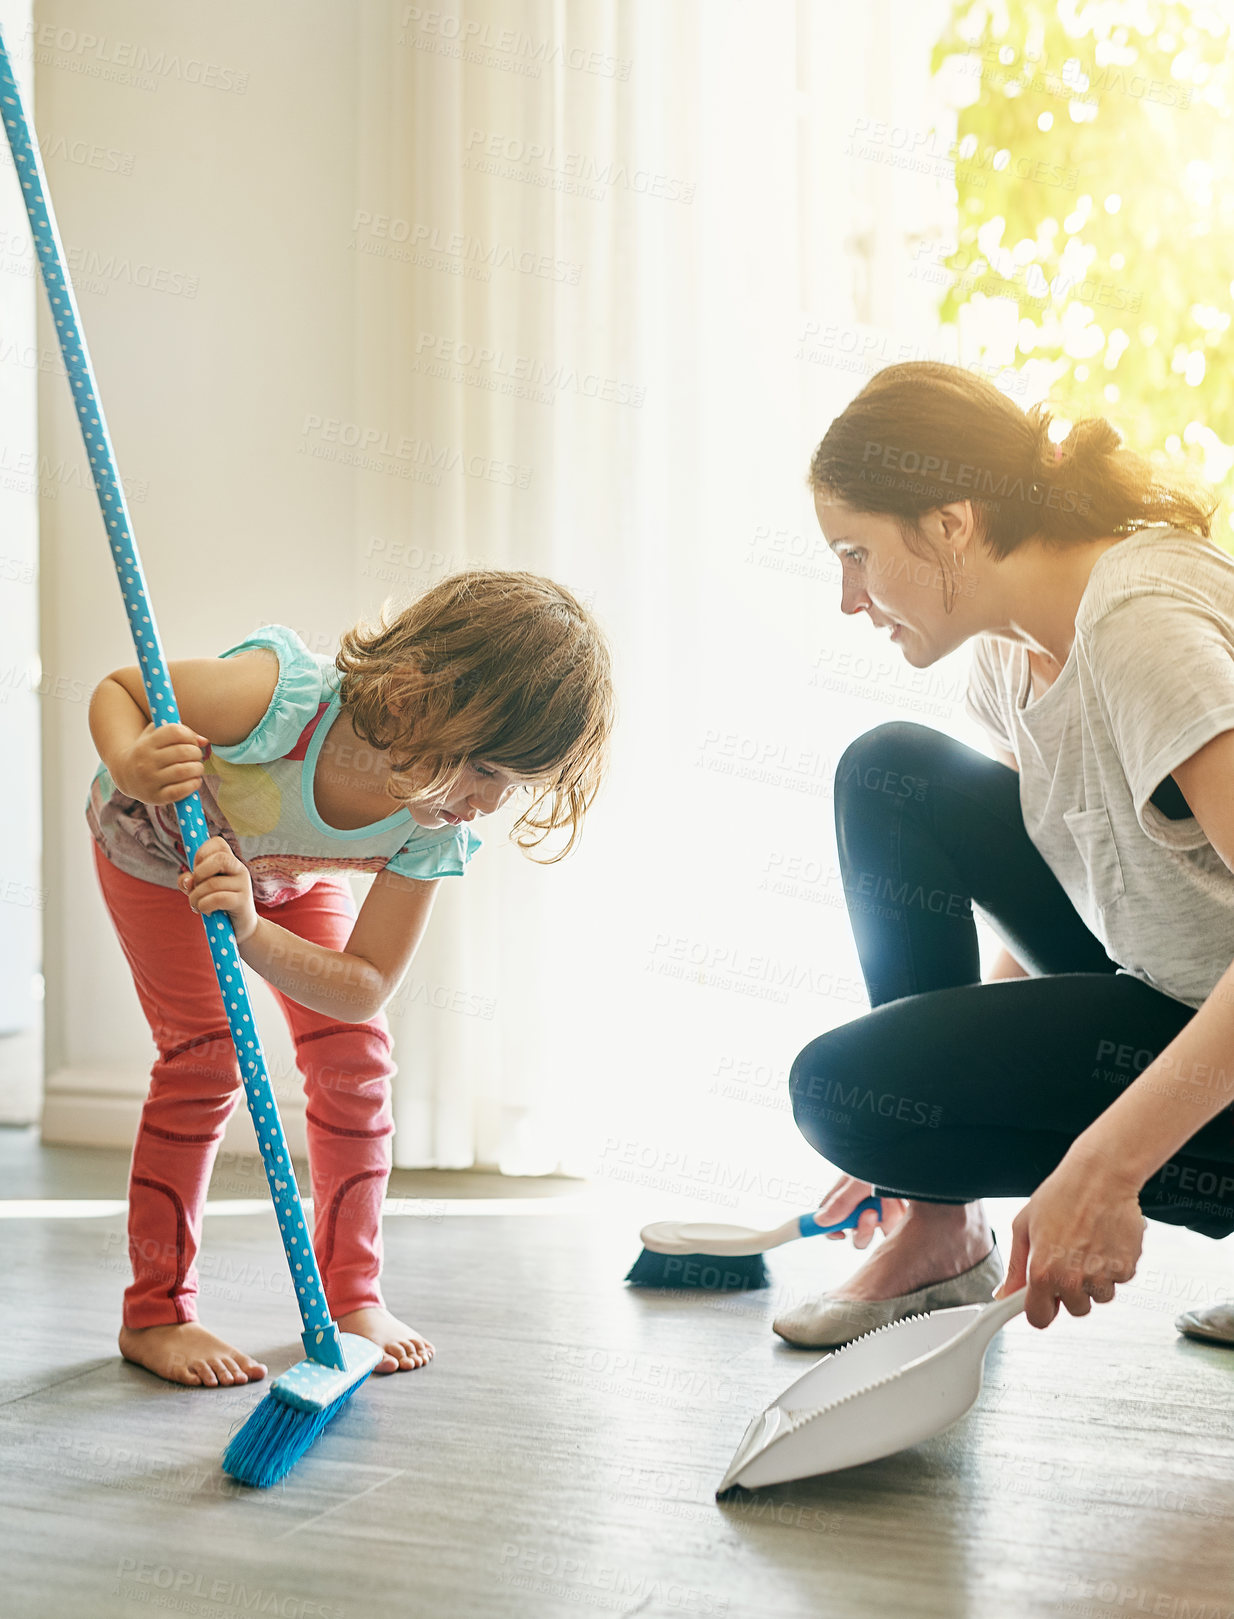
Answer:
[
  {"left": 994, "top": 1143, "right": 1146, "bottom": 1328},
  {"left": 812, "top": 1173, "right": 908, "bottom": 1249}
]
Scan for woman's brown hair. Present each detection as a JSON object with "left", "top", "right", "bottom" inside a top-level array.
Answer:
[
  {"left": 335, "top": 569, "right": 614, "bottom": 861},
  {"left": 808, "top": 361, "right": 1221, "bottom": 611}
]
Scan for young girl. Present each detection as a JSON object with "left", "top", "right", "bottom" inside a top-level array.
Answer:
[{"left": 86, "top": 568, "right": 614, "bottom": 1388}]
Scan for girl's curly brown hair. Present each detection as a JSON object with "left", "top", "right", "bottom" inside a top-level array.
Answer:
[{"left": 335, "top": 569, "right": 615, "bottom": 862}]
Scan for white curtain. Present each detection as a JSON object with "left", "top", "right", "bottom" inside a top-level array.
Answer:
[
  {"left": 347, "top": 0, "right": 976, "bottom": 1191},
  {"left": 37, "top": 0, "right": 981, "bottom": 1204}
]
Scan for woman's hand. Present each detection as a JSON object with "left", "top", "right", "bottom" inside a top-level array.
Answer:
[
  {"left": 178, "top": 838, "right": 259, "bottom": 944},
  {"left": 117, "top": 721, "right": 211, "bottom": 805},
  {"left": 811, "top": 1173, "right": 908, "bottom": 1249},
  {"left": 994, "top": 1142, "right": 1147, "bottom": 1328}
]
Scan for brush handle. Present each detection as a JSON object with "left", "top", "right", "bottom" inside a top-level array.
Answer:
[
  {"left": 0, "top": 31, "right": 346, "bottom": 1373},
  {"left": 797, "top": 1195, "right": 883, "bottom": 1239}
]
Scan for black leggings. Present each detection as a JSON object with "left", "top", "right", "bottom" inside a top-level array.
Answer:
[{"left": 789, "top": 723, "right": 1234, "bottom": 1240}]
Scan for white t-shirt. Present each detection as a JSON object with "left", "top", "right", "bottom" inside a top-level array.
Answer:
[{"left": 964, "top": 524, "right": 1234, "bottom": 1010}]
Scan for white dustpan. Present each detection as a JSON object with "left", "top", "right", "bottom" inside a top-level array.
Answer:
[{"left": 717, "top": 1286, "right": 1028, "bottom": 1493}]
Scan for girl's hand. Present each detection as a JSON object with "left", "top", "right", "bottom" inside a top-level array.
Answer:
[
  {"left": 811, "top": 1173, "right": 907, "bottom": 1249},
  {"left": 178, "top": 838, "right": 259, "bottom": 944},
  {"left": 117, "top": 722, "right": 211, "bottom": 805},
  {"left": 994, "top": 1143, "right": 1147, "bottom": 1328}
]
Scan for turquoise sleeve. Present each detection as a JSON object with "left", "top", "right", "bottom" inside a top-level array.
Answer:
[
  {"left": 385, "top": 822, "right": 484, "bottom": 881},
  {"left": 210, "top": 624, "right": 333, "bottom": 765}
]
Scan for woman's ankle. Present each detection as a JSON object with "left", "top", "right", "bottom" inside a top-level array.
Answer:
[
  {"left": 902, "top": 1197, "right": 986, "bottom": 1224},
  {"left": 899, "top": 1199, "right": 992, "bottom": 1250}
]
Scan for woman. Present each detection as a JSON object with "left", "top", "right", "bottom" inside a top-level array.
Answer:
[{"left": 778, "top": 360, "right": 1234, "bottom": 1346}]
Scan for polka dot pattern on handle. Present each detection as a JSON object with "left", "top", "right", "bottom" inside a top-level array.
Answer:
[{"left": 0, "top": 29, "right": 344, "bottom": 1372}]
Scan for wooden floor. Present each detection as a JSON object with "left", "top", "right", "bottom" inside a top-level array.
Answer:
[{"left": 3, "top": 1128, "right": 1234, "bottom": 1618}]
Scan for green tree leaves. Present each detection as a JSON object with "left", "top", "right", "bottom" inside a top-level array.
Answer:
[{"left": 930, "top": 2, "right": 1233, "bottom": 541}]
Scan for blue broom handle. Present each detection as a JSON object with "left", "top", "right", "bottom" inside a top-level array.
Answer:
[{"left": 0, "top": 29, "right": 347, "bottom": 1372}]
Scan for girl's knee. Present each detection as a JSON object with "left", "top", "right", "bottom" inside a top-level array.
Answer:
[
  {"left": 149, "top": 1031, "right": 243, "bottom": 1104},
  {"left": 308, "top": 1067, "right": 393, "bottom": 1113},
  {"left": 298, "top": 1023, "right": 395, "bottom": 1097}
]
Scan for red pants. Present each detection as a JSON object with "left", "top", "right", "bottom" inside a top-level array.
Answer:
[{"left": 91, "top": 840, "right": 395, "bottom": 1329}]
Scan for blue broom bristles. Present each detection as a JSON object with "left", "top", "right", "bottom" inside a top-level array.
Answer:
[{"left": 223, "top": 1373, "right": 375, "bottom": 1488}]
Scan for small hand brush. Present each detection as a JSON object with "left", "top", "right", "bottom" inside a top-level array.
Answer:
[
  {"left": 625, "top": 1196, "right": 884, "bottom": 1291},
  {"left": 0, "top": 34, "right": 382, "bottom": 1488}
]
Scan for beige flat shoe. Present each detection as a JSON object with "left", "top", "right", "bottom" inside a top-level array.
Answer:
[
  {"left": 772, "top": 1241, "right": 1005, "bottom": 1349},
  {"left": 1175, "top": 1301, "right": 1234, "bottom": 1346}
]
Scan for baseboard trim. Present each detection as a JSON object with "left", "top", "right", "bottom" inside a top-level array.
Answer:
[{"left": 41, "top": 1075, "right": 307, "bottom": 1157}]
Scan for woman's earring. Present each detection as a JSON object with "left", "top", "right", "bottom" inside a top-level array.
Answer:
[{"left": 945, "top": 548, "right": 965, "bottom": 615}]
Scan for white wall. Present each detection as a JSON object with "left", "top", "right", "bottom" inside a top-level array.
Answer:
[
  {"left": 37, "top": 1, "right": 364, "bottom": 1153},
  {"left": 0, "top": 0, "right": 42, "bottom": 1120}
]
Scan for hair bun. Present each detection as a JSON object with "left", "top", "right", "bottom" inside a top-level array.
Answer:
[
  {"left": 1066, "top": 416, "right": 1122, "bottom": 461},
  {"left": 1035, "top": 410, "right": 1119, "bottom": 481}
]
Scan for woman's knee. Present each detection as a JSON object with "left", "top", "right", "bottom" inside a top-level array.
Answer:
[
  {"left": 834, "top": 721, "right": 949, "bottom": 815},
  {"left": 789, "top": 1029, "right": 868, "bottom": 1164},
  {"left": 789, "top": 1018, "right": 941, "bottom": 1173}
]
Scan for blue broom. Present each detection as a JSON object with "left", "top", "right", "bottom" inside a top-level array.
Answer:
[{"left": 0, "top": 28, "right": 382, "bottom": 1487}]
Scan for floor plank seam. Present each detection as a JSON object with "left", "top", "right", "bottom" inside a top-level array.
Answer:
[
  {"left": 0, "top": 1361, "right": 116, "bottom": 1410},
  {"left": 276, "top": 1467, "right": 408, "bottom": 1538}
]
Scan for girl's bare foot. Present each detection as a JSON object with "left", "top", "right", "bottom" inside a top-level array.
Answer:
[
  {"left": 118, "top": 1323, "right": 268, "bottom": 1388},
  {"left": 337, "top": 1307, "right": 434, "bottom": 1373},
  {"left": 827, "top": 1200, "right": 994, "bottom": 1301}
]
